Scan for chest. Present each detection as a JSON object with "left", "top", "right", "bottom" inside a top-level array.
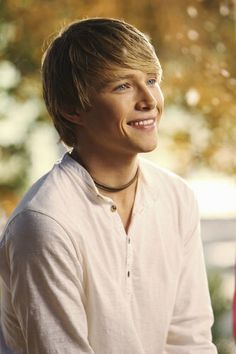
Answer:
[{"left": 68, "top": 198, "right": 183, "bottom": 289}]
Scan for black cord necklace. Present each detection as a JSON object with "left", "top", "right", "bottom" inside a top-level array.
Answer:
[
  {"left": 70, "top": 150, "right": 139, "bottom": 193},
  {"left": 93, "top": 168, "right": 139, "bottom": 193}
]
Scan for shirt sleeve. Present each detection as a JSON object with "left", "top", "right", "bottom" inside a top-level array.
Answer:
[
  {"left": 6, "top": 210, "right": 95, "bottom": 354},
  {"left": 165, "top": 191, "right": 218, "bottom": 354}
]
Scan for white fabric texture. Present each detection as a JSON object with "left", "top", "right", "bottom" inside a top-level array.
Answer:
[{"left": 0, "top": 153, "right": 217, "bottom": 354}]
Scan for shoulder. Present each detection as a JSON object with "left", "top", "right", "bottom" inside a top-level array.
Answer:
[
  {"left": 0, "top": 158, "right": 67, "bottom": 250},
  {"left": 139, "top": 158, "right": 200, "bottom": 241},
  {"left": 5, "top": 153, "right": 80, "bottom": 226},
  {"left": 139, "top": 157, "right": 196, "bottom": 203}
]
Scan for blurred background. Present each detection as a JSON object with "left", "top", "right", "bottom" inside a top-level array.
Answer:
[{"left": 0, "top": 0, "right": 236, "bottom": 352}]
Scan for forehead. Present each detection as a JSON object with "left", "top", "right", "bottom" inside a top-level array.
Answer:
[
  {"left": 110, "top": 68, "right": 157, "bottom": 80},
  {"left": 96, "top": 65, "right": 161, "bottom": 86}
]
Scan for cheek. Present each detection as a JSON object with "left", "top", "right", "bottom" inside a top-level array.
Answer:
[
  {"left": 157, "top": 88, "right": 164, "bottom": 106},
  {"left": 101, "top": 103, "right": 128, "bottom": 125},
  {"left": 87, "top": 95, "right": 132, "bottom": 131}
]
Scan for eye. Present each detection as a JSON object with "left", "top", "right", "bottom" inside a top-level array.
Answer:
[
  {"left": 114, "top": 82, "right": 130, "bottom": 91},
  {"left": 147, "top": 78, "right": 157, "bottom": 86}
]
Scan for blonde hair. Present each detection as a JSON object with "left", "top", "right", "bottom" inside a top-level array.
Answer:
[{"left": 41, "top": 18, "right": 162, "bottom": 147}]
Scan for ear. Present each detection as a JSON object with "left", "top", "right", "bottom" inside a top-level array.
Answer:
[{"left": 62, "top": 111, "right": 84, "bottom": 126}]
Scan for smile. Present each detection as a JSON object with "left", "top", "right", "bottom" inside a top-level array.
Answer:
[{"left": 127, "top": 118, "right": 156, "bottom": 128}]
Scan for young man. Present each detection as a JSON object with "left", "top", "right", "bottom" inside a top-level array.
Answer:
[{"left": 0, "top": 18, "right": 217, "bottom": 354}]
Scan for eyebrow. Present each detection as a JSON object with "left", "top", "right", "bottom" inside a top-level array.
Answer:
[{"left": 104, "top": 73, "right": 159, "bottom": 84}]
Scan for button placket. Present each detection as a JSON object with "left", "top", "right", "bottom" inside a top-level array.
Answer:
[
  {"left": 107, "top": 201, "right": 133, "bottom": 295},
  {"left": 126, "top": 235, "right": 133, "bottom": 295}
]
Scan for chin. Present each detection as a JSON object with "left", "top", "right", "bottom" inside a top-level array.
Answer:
[{"left": 139, "top": 141, "right": 158, "bottom": 153}]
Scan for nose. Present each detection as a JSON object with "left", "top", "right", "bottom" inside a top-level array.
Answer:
[{"left": 135, "top": 87, "right": 158, "bottom": 111}]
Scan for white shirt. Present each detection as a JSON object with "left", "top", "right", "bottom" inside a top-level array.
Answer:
[{"left": 0, "top": 153, "right": 217, "bottom": 354}]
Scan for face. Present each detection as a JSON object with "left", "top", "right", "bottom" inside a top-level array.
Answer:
[{"left": 76, "top": 68, "right": 164, "bottom": 158}]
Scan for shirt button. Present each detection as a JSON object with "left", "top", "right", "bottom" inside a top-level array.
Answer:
[
  {"left": 128, "top": 238, "right": 131, "bottom": 244},
  {"left": 110, "top": 205, "right": 117, "bottom": 212},
  {"left": 127, "top": 271, "right": 130, "bottom": 277}
]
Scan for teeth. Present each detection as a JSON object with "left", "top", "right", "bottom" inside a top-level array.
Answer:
[{"left": 130, "top": 119, "right": 155, "bottom": 127}]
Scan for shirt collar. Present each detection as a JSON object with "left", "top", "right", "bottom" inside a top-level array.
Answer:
[{"left": 59, "top": 152, "right": 101, "bottom": 195}]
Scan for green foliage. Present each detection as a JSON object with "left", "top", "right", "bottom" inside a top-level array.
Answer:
[{"left": 208, "top": 270, "right": 234, "bottom": 354}]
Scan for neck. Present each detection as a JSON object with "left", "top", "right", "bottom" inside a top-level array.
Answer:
[
  {"left": 71, "top": 148, "right": 139, "bottom": 191},
  {"left": 71, "top": 148, "right": 139, "bottom": 233}
]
